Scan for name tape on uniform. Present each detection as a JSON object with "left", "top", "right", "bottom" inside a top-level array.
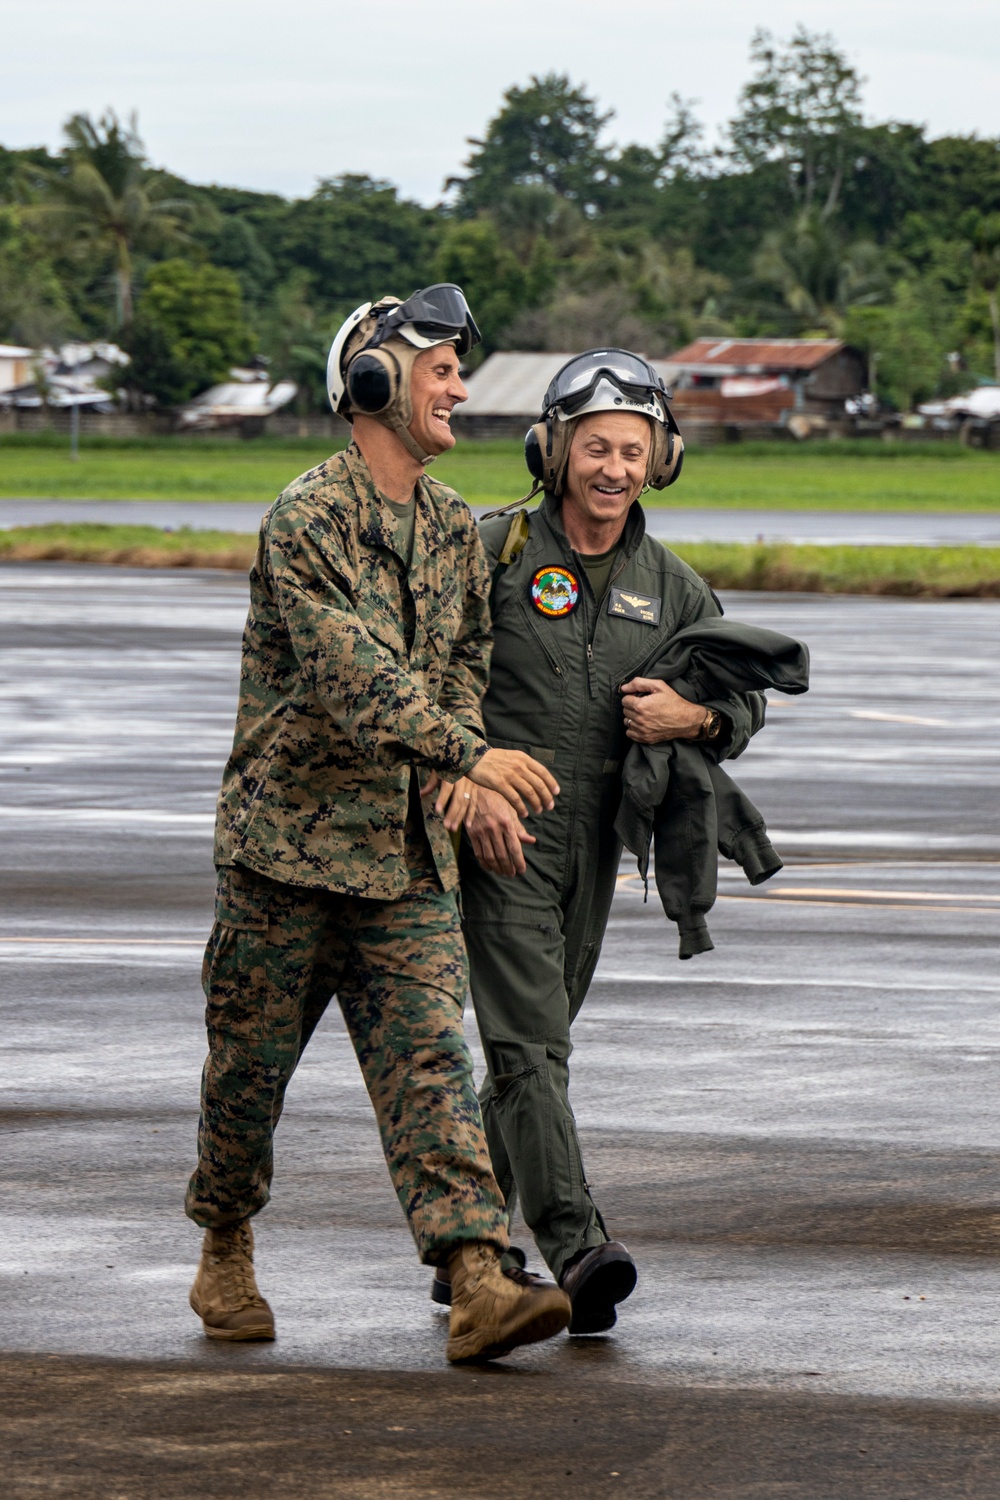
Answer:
[{"left": 608, "top": 586, "right": 661, "bottom": 625}]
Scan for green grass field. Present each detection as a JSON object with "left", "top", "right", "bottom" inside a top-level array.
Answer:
[
  {"left": 1, "top": 437, "right": 998, "bottom": 510},
  {"left": 4, "top": 522, "right": 998, "bottom": 597}
]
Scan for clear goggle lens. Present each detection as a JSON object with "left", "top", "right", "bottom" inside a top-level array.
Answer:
[
  {"left": 546, "top": 350, "right": 666, "bottom": 415},
  {"left": 555, "top": 350, "right": 659, "bottom": 394}
]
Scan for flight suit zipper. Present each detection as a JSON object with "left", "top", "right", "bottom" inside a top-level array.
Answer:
[
  {"left": 577, "top": 548, "right": 626, "bottom": 703},
  {"left": 581, "top": 592, "right": 600, "bottom": 698},
  {"left": 585, "top": 549, "right": 632, "bottom": 702}
]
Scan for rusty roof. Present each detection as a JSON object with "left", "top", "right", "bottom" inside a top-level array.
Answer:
[{"left": 665, "top": 338, "right": 845, "bottom": 373}]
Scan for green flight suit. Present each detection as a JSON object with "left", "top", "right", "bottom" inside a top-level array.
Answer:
[{"left": 461, "top": 493, "right": 763, "bottom": 1280}]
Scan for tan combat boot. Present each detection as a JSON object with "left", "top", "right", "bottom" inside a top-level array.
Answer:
[
  {"left": 189, "top": 1221, "right": 275, "bottom": 1341},
  {"left": 445, "top": 1241, "right": 571, "bottom": 1363}
]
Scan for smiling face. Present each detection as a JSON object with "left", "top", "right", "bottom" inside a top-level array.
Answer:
[
  {"left": 561, "top": 412, "right": 651, "bottom": 539},
  {"left": 407, "top": 343, "right": 468, "bottom": 457}
]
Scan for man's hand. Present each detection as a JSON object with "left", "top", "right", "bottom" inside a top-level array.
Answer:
[
  {"left": 468, "top": 747, "right": 559, "bottom": 817},
  {"left": 422, "top": 774, "right": 479, "bottom": 833},
  {"left": 620, "top": 677, "right": 707, "bottom": 744},
  {"left": 467, "top": 787, "right": 536, "bottom": 877}
]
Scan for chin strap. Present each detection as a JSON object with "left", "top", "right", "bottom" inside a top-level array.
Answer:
[{"left": 379, "top": 407, "right": 436, "bottom": 465}]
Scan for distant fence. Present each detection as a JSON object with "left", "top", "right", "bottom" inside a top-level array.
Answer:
[
  {"left": 1, "top": 405, "right": 987, "bottom": 446},
  {"left": 449, "top": 415, "right": 778, "bottom": 446},
  {"left": 0, "top": 408, "right": 351, "bottom": 441}
]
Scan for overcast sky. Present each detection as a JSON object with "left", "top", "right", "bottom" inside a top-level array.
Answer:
[{"left": 4, "top": 0, "right": 999, "bottom": 203}]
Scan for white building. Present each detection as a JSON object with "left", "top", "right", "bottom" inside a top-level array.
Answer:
[{"left": 0, "top": 345, "right": 35, "bottom": 394}]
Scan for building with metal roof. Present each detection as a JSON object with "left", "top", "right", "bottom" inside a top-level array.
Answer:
[
  {"left": 456, "top": 340, "right": 868, "bottom": 439},
  {"left": 176, "top": 373, "right": 298, "bottom": 432},
  {"left": 663, "top": 337, "right": 848, "bottom": 375},
  {"left": 456, "top": 351, "right": 679, "bottom": 437},
  {"left": 662, "top": 338, "right": 868, "bottom": 430},
  {"left": 0, "top": 345, "right": 36, "bottom": 393},
  {"left": 457, "top": 352, "right": 573, "bottom": 433}
]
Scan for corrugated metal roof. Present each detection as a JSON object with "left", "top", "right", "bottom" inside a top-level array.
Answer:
[
  {"left": 666, "top": 338, "right": 844, "bottom": 374},
  {"left": 460, "top": 352, "right": 576, "bottom": 416},
  {"left": 176, "top": 379, "right": 298, "bottom": 426}
]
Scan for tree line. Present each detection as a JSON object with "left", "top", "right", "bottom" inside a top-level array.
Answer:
[{"left": 1, "top": 27, "right": 999, "bottom": 413}]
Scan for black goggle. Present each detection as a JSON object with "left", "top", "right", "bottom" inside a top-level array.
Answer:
[{"left": 374, "top": 283, "right": 481, "bottom": 357}]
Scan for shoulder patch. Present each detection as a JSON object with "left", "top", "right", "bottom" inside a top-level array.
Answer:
[{"left": 530, "top": 564, "right": 579, "bottom": 617}]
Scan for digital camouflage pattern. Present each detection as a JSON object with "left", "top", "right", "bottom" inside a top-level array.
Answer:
[
  {"left": 214, "top": 442, "right": 492, "bottom": 899},
  {"left": 185, "top": 863, "right": 509, "bottom": 1263}
]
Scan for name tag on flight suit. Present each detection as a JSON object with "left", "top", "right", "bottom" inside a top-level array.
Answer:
[{"left": 608, "top": 586, "right": 661, "bottom": 625}]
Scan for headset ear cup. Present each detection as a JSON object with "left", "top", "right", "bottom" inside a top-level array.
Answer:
[
  {"left": 647, "top": 424, "right": 684, "bottom": 488},
  {"left": 549, "top": 419, "right": 574, "bottom": 496},
  {"left": 346, "top": 350, "right": 399, "bottom": 414},
  {"left": 646, "top": 423, "right": 668, "bottom": 489},
  {"left": 525, "top": 424, "right": 545, "bottom": 481},
  {"left": 522, "top": 416, "right": 574, "bottom": 495},
  {"left": 525, "top": 421, "right": 569, "bottom": 491}
]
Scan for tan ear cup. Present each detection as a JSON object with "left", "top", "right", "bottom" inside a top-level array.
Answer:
[
  {"left": 344, "top": 337, "right": 423, "bottom": 428},
  {"left": 386, "top": 338, "right": 425, "bottom": 432},
  {"left": 527, "top": 419, "right": 571, "bottom": 494},
  {"left": 543, "top": 419, "right": 576, "bottom": 497},
  {"left": 344, "top": 346, "right": 402, "bottom": 417},
  {"left": 348, "top": 336, "right": 430, "bottom": 463},
  {"left": 646, "top": 421, "right": 684, "bottom": 489}
]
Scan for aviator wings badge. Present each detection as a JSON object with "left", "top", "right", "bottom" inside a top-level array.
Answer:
[{"left": 608, "top": 585, "right": 661, "bottom": 625}]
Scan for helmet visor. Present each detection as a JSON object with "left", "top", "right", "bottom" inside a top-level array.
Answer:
[
  {"left": 387, "top": 283, "right": 481, "bottom": 356},
  {"left": 545, "top": 349, "right": 667, "bottom": 416}
]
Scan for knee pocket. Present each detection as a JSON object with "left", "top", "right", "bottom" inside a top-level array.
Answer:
[
  {"left": 203, "top": 924, "right": 270, "bottom": 1042},
  {"left": 203, "top": 867, "right": 300, "bottom": 1043},
  {"left": 486, "top": 1039, "right": 567, "bottom": 1101}
]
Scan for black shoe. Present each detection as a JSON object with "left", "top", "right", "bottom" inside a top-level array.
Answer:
[
  {"left": 431, "top": 1245, "right": 529, "bottom": 1307},
  {"left": 559, "top": 1242, "right": 637, "bottom": 1335}
]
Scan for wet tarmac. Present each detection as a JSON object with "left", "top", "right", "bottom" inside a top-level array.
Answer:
[
  {"left": 2, "top": 562, "right": 1000, "bottom": 1496},
  {"left": 3, "top": 496, "right": 1000, "bottom": 546}
]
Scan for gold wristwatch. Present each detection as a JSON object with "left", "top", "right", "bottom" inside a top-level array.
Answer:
[{"left": 698, "top": 707, "right": 722, "bottom": 742}]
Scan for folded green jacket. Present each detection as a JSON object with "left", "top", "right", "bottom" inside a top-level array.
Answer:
[{"left": 614, "top": 617, "right": 810, "bottom": 958}]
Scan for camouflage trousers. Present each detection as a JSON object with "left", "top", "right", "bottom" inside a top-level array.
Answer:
[{"left": 185, "top": 863, "right": 508, "bottom": 1264}]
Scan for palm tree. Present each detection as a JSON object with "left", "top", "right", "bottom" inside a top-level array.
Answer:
[
  {"left": 32, "top": 111, "right": 189, "bottom": 330},
  {"left": 753, "top": 211, "right": 888, "bottom": 334}
]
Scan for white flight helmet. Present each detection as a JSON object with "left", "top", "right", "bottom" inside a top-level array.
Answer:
[{"left": 326, "top": 284, "right": 481, "bottom": 464}]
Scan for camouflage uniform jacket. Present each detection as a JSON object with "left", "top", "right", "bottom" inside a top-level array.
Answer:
[{"left": 214, "top": 443, "right": 491, "bottom": 898}]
